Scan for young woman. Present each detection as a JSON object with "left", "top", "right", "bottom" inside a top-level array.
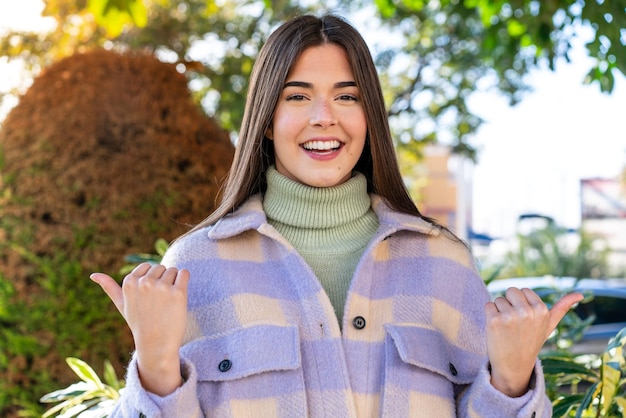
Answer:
[{"left": 91, "top": 14, "right": 582, "bottom": 417}]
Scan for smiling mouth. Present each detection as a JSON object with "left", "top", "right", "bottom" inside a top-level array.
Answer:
[{"left": 301, "top": 140, "right": 342, "bottom": 153}]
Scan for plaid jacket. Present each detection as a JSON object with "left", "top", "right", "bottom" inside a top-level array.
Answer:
[{"left": 112, "top": 194, "right": 551, "bottom": 418}]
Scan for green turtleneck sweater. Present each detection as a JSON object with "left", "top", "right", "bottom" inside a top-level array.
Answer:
[{"left": 263, "top": 167, "right": 379, "bottom": 323}]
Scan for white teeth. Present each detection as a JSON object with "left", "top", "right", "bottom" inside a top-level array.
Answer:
[{"left": 302, "top": 140, "right": 341, "bottom": 151}]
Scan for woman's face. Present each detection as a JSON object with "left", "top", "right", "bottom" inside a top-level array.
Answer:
[{"left": 266, "top": 43, "right": 367, "bottom": 188}]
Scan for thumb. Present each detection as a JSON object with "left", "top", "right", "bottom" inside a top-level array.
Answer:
[
  {"left": 90, "top": 273, "right": 124, "bottom": 317},
  {"left": 547, "top": 292, "right": 584, "bottom": 333}
]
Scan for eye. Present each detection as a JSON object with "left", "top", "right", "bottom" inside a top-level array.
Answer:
[
  {"left": 337, "top": 93, "right": 358, "bottom": 102},
  {"left": 286, "top": 94, "right": 307, "bottom": 101}
]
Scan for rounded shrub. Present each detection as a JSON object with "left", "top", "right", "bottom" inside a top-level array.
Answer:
[{"left": 0, "top": 49, "right": 234, "bottom": 416}]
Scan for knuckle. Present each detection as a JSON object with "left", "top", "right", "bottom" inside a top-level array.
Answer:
[
  {"left": 121, "top": 275, "right": 136, "bottom": 289},
  {"left": 536, "top": 303, "right": 549, "bottom": 316}
]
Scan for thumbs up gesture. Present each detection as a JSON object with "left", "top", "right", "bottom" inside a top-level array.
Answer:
[
  {"left": 90, "top": 262, "right": 190, "bottom": 396},
  {"left": 485, "top": 287, "right": 583, "bottom": 397}
]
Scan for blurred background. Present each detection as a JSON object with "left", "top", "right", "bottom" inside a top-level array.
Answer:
[{"left": 0, "top": 0, "right": 625, "bottom": 416}]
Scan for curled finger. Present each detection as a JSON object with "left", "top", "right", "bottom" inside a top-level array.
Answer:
[
  {"left": 129, "top": 262, "right": 152, "bottom": 277},
  {"left": 492, "top": 296, "right": 512, "bottom": 312},
  {"left": 503, "top": 287, "right": 529, "bottom": 306},
  {"left": 521, "top": 288, "right": 544, "bottom": 305},
  {"left": 174, "top": 269, "right": 190, "bottom": 288},
  {"left": 160, "top": 267, "right": 179, "bottom": 285}
]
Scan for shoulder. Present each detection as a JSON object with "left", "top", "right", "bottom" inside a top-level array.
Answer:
[
  {"left": 426, "top": 230, "right": 475, "bottom": 269},
  {"left": 161, "top": 226, "right": 217, "bottom": 267},
  {"left": 371, "top": 194, "right": 475, "bottom": 267},
  {"left": 162, "top": 194, "right": 269, "bottom": 267}
]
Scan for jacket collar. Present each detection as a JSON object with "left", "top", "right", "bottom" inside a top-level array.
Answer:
[
  {"left": 370, "top": 195, "right": 440, "bottom": 237},
  {"left": 207, "top": 195, "right": 267, "bottom": 240},
  {"left": 207, "top": 193, "right": 440, "bottom": 240}
]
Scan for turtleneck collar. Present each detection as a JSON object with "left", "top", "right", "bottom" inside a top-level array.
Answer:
[{"left": 263, "top": 166, "right": 372, "bottom": 230}]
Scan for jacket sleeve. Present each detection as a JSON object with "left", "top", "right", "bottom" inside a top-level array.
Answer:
[
  {"left": 445, "top": 240, "right": 553, "bottom": 417},
  {"left": 453, "top": 258, "right": 552, "bottom": 417},
  {"left": 108, "top": 353, "right": 204, "bottom": 417},
  {"left": 456, "top": 358, "right": 552, "bottom": 417}
]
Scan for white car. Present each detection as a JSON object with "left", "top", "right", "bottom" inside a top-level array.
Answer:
[{"left": 487, "top": 276, "right": 626, "bottom": 354}]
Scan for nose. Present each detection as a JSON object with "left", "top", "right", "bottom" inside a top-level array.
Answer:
[{"left": 309, "top": 100, "right": 337, "bottom": 128}]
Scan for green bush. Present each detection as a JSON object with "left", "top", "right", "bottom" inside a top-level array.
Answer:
[
  {"left": 0, "top": 239, "right": 130, "bottom": 416},
  {"left": 482, "top": 224, "right": 611, "bottom": 281}
]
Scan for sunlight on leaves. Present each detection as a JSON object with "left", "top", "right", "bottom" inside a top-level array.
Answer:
[{"left": 87, "top": 0, "right": 148, "bottom": 37}]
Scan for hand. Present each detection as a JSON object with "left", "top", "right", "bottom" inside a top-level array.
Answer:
[
  {"left": 484, "top": 287, "right": 583, "bottom": 397},
  {"left": 90, "top": 262, "right": 190, "bottom": 396}
]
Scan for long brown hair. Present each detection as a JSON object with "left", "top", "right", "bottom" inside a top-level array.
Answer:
[{"left": 185, "top": 14, "right": 428, "bottom": 236}]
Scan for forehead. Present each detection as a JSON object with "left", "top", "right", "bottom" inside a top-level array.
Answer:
[{"left": 286, "top": 44, "right": 354, "bottom": 81}]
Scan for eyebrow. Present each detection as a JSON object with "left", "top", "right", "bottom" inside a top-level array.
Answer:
[{"left": 283, "top": 81, "right": 357, "bottom": 89}]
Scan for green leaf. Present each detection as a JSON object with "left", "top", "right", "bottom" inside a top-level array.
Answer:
[
  {"left": 44, "top": 389, "right": 111, "bottom": 418},
  {"left": 66, "top": 357, "right": 104, "bottom": 389},
  {"left": 606, "top": 326, "right": 626, "bottom": 350},
  {"left": 401, "top": 0, "right": 425, "bottom": 11},
  {"left": 600, "top": 344, "right": 624, "bottom": 414},
  {"left": 87, "top": 0, "right": 148, "bottom": 37},
  {"left": 42, "top": 400, "right": 73, "bottom": 418},
  {"left": 56, "top": 397, "right": 103, "bottom": 417},
  {"left": 154, "top": 238, "right": 169, "bottom": 257},
  {"left": 102, "top": 360, "right": 121, "bottom": 391},
  {"left": 552, "top": 393, "right": 585, "bottom": 417},
  {"left": 124, "top": 253, "right": 161, "bottom": 263},
  {"left": 575, "top": 381, "right": 599, "bottom": 418},
  {"left": 600, "top": 363, "right": 621, "bottom": 414},
  {"left": 55, "top": 401, "right": 89, "bottom": 418},
  {"left": 375, "top": 0, "right": 397, "bottom": 18},
  {"left": 40, "top": 382, "right": 93, "bottom": 403},
  {"left": 507, "top": 20, "right": 527, "bottom": 37},
  {"left": 615, "top": 396, "right": 626, "bottom": 412},
  {"left": 541, "top": 357, "right": 597, "bottom": 379},
  {"left": 41, "top": 389, "right": 96, "bottom": 418}
]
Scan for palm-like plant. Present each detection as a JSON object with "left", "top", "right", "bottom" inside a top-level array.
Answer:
[
  {"left": 543, "top": 327, "right": 626, "bottom": 417},
  {"left": 39, "top": 357, "right": 123, "bottom": 418}
]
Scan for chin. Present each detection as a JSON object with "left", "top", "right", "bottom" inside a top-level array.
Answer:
[{"left": 305, "top": 174, "right": 351, "bottom": 188}]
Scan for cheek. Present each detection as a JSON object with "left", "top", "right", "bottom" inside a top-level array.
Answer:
[
  {"left": 272, "top": 107, "right": 303, "bottom": 133},
  {"left": 270, "top": 114, "right": 298, "bottom": 156},
  {"left": 347, "top": 107, "right": 367, "bottom": 135},
  {"left": 350, "top": 114, "right": 368, "bottom": 148}
]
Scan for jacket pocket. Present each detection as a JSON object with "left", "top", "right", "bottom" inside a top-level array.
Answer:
[
  {"left": 380, "top": 324, "right": 478, "bottom": 417},
  {"left": 181, "top": 322, "right": 301, "bottom": 381},
  {"left": 384, "top": 323, "right": 476, "bottom": 384},
  {"left": 181, "top": 322, "right": 308, "bottom": 416}
]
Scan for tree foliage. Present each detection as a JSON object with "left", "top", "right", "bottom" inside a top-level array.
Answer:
[
  {"left": 1, "top": 0, "right": 624, "bottom": 156},
  {"left": 352, "top": 0, "right": 626, "bottom": 159}
]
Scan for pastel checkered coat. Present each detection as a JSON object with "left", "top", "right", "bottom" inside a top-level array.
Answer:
[{"left": 111, "top": 194, "right": 551, "bottom": 418}]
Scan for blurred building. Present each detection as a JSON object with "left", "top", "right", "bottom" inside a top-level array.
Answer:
[
  {"left": 581, "top": 177, "right": 626, "bottom": 275},
  {"left": 416, "top": 145, "right": 474, "bottom": 241}
]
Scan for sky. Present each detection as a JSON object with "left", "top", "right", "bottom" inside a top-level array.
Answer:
[
  {"left": 1, "top": 1, "right": 624, "bottom": 239},
  {"left": 469, "top": 43, "right": 625, "bottom": 238}
]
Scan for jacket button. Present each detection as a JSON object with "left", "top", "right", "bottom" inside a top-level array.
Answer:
[
  {"left": 449, "top": 363, "right": 458, "bottom": 376},
  {"left": 218, "top": 359, "right": 232, "bottom": 372},
  {"left": 353, "top": 316, "right": 366, "bottom": 329}
]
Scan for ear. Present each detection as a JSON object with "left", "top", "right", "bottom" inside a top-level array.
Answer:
[{"left": 265, "top": 126, "right": 273, "bottom": 140}]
